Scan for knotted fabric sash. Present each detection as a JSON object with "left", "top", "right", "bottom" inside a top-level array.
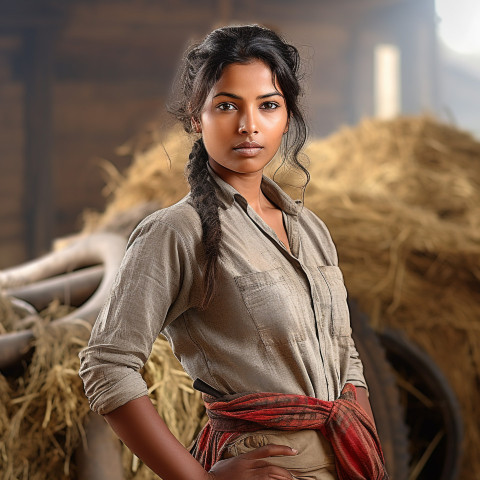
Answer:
[{"left": 190, "top": 383, "right": 388, "bottom": 479}]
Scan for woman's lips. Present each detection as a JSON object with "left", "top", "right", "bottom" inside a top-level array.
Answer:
[{"left": 233, "top": 141, "right": 264, "bottom": 157}]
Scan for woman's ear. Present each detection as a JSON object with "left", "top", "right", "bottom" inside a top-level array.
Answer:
[
  {"left": 283, "top": 118, "right": 289, "bottom": 134},
  {"left": 191, "top": 117, "right": 202, "bottom": 133}
]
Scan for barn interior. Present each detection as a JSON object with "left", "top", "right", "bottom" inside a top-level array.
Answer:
[{"left": 0, "top": 1, "right": 479, "bottom": 479}]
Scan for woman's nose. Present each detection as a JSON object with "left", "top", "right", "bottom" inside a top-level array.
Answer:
[{"left": 238, "top": 109, "right": 258, "bottom": 134}]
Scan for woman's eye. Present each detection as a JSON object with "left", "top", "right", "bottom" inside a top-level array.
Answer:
[
  {"left": 217, "top": 102, "right": 236, "bottom": 111},
  {"left": 260, "top": 101, "right": 280, "bottom": 110}
]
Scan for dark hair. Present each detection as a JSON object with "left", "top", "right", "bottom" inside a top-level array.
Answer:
[{"left": 168, "top": 24, "right": 309, "bottom": 308}]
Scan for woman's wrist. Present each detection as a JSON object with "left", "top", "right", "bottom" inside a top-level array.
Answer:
[{"left": 356, "top": 386, "right": 376, "bottom": 425}]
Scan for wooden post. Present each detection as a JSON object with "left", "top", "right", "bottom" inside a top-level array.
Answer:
[
  {"left": 75, "top": 412, "right": 125, "bottom": 480},
  {"left": 23, "top": 26, "right": 56, "bottom": 258},
  {"left": 398, "top": 0, "right": 439, "bottom": 115},
  {"left": 218, "top": 0, "right": 232, "bottom": 25}
]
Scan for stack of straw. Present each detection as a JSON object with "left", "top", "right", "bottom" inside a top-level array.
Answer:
[{"left": 0, "top": 297, "right": 206, "bottom": 479}]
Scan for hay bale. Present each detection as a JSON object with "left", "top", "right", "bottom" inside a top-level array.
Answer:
[
  {"left": 0, "top": 295, "right": 206, "bottom": 479},
  {"left": 301, "top": 116, "right": 480, "bottom": 478},
  {"left": 82, "top": 128, "right": 192, "bottom": 234},
  {"left": 0, "top": 296, "right": 91, "bottom": 479}
]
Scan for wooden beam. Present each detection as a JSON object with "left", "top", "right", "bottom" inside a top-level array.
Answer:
[
  {"left": 23, "top": 26, "right": 56, "bottom": 258},
  {"left": 0, "top": 1, "right": 65, "bottom": 29}
]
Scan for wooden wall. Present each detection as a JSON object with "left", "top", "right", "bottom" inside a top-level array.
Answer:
[
  {"left": 0, "top": 32, "right": 26, "bottom": 266},
  {"left": 0, "top": 0, "right": 437, "bottom": 268}
]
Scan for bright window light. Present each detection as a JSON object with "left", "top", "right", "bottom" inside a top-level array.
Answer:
[
  {"left": 436, "top": 0, "right": 480, "bottom": 54},
  {"left": 374, "top": 44, "right": 401, "bottom": 119}
]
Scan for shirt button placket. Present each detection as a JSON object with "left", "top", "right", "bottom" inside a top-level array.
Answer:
[{"left": 300, "top": 265, "right": 330, "bottom": 399}]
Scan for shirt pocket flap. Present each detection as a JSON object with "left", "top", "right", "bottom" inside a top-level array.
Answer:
[
  {"left": 234, "top": 267, "right": 306, "bottom": 345},
  {"left": 317, "top": 266, "right": 351, "bottom": 336}
]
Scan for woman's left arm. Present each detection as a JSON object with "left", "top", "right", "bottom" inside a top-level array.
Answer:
[
  {"left": 356, "top": 386, "right": 376, "bottom": 427},
  {"left": 343, "top": 332, "right": 376, "bottom": 426}
]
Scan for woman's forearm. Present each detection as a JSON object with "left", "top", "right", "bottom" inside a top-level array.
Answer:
[
  {"left": 356, "top": 386, "right": 376, "bottom": 427},
  {"left": 104, "top": 395, "right": 209, "bottom": 480}
]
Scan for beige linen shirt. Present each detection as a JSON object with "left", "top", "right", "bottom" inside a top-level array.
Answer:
[{"left": 79, "top": 166, "right": 367, "bottom": 415}]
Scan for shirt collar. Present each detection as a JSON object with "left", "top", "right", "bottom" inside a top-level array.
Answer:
[{"left": 206, "top": 162, "right": 301, "bottom": 216}]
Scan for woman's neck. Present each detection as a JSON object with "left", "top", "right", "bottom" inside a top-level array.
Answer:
[{"left": 208, "top": 160, "right": 275, "bottom": 213}]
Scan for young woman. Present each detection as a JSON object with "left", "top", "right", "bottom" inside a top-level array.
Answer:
[{"left": 79, "top": 25, "right": 387, "bottom": 480}]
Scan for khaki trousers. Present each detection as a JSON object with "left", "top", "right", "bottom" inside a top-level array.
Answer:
[{"left": 222, "top": 429, "right": 338, "bottom": 480}]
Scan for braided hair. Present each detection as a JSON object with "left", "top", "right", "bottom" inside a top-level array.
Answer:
[{"left": 168, "top": 24, "right": 309, "bottom": 308}]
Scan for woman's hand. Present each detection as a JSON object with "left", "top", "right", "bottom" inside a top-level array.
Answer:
[{"left": 207, "top": 444, "right": 297, "bottom": 480}]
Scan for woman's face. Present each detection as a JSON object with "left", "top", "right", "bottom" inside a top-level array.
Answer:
[{"left": 199, "top": 60, "right": 289, "bottom": 177}]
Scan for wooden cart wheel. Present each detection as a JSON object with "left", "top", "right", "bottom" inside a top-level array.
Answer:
[
  {"left": 349, "top": 300, "right": 410, "bottom": 480},
  {"left": 0, "top": 233, "right": 127, "bottom": 370},
  {"left": 379, "top": 328, "right": 463, "bottom": 480}
]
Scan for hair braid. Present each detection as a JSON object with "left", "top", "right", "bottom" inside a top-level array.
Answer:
[{"left": 186, "top": 138, "right": 223, "bottom": 309}]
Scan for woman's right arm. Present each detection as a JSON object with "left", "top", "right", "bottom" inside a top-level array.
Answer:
[
  {"left": 104, "top": 395, "right": 296, "bottom": 480},
  {"left": 83, "top": 216, "right": 295, "bottom": 478},
  {"left": 104, "top": 395, "right": 209, "bottom": 479}
]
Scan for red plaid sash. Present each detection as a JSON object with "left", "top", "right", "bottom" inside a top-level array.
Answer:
[{"left": 190, "top": 383, "right": 388, "bottom": 479}]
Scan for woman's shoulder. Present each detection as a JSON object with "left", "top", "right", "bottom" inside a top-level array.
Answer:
[
  {"left": 298, "top": 204, "right": 331, "bottom": 234},
  {"left": 297, "top": 204, "right": 339, "bottom": 262},
  {"left": 129, "top": 194, "right": 202, "bottom": 245}
]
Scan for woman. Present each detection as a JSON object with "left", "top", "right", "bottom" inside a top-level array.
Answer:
[{"left": 79, "top": 24, "right": 387, "bottom": 480}]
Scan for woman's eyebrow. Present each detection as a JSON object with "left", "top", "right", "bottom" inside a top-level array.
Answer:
[
  {"left": 212, "top": 91, "right": 284, "bottom": 100},
  {"left": 258, "top": 92, "right": 284, "bottom": 99}
]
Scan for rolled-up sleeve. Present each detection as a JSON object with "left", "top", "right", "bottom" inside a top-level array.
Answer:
[
  {"left": 346, "top": 334, "right": 368, "bottom": 391},
  {"left": 79, "top": 212, "right": 197, "bottom": 414}
]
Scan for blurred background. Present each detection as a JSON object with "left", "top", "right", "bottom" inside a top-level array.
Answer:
[
  {"left": 1, "top": 2, "right": 479, "bottom": 480},
  {"left": 0, "top": 0, "right": 479, "bottom": 268}
]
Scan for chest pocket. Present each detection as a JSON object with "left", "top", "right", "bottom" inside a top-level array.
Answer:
[
  {"left": 235, "top": 267, "right": 306, "bottom": 346},
  {"left": 316, "top": 266, "right": 351, "bottom": 336}
]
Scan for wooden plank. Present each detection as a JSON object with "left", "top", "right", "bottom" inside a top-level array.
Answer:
[
  {"left": 0, "top": 175, "right": 23, "bottom": 192},
  {"left": 0, "top": 80, "right": 24, "bottom": 187},
  {"left": 55, "top": 182, "right": 106, "bottom": 206},
  {"left": 0, "top": 35, "right": 22, "bottom": 51},
  {"left": 53, "top": 92, "right": 163, "bottom": 137},
  {"left": 62, "top": 20, "right": 204, "bottom": 45},
  {"left": 55, "top": 81, "right": 165, "bottom": 103},
  {"left": 66, "top": 3, "right": 215, "bottom": 38},
  {"left": 0, "top": 55, "right": 10, "bottom": 80},
  {"left": 53, "top": 167, "right": 106, "bottom": 190},
  {"left": 55, "top": 187, "right": 106, "bottom": 208},
  {"left": 53, "top": 104, "right": 160, "bottom": 134},
  {"left": 0, "top": 83, "right": 23, "bottom": 97},
  {"left": 23, "top": 26, "right": 56, "bottom": 258},
  {"left": 0, "top": 206, "right": 26, "bottom": 270},
  {"left": 0, "top": 216, "right": 24, "bottom": 238},
  {"left": 0, "top": 104, "right": 23, "bottom": 125},
  {"left": 52, "top": 141, "right": 128, "bottom": 169},
  {"left": 0, "top": 147, "right": 23, "bottom": 162},
  {"left": 0, "top": 129, "right": 23, "bottom": 143},
  {"left": 0, "top": 166, "right": 24, "bottom": 182},
  {"left": 0, "top": 214, "right": 23, "bottom": 229},
  {"left": 53, "top": 206, "right": 92, "bottom": 238},
  {"left": 0, "top": 243, "right": 27, "bottom": 269},
  {"left": 0, "top": 0, "right": 64, "bottom": 29},
  {"left": 0, "top": 206, "right": 23, "bottom": 223},
  {"left": 55, "top": 42, "right": 186, "bottom": 81},
  {"left": 0, "top": 155, "right": 23, "bottom": 174}
]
